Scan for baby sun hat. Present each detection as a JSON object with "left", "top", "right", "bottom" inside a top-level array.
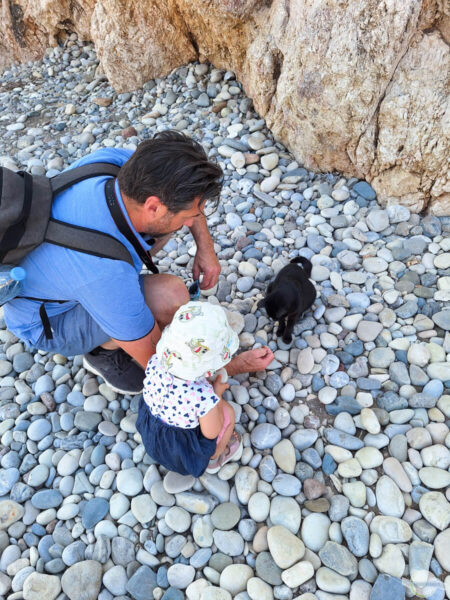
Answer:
[{"left": 156, "top": 301, "right": 239, "bottom": 380}]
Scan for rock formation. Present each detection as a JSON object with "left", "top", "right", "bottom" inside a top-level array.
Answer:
[{"left": 0, "top": 0, "right": 448, "bottom": 214}]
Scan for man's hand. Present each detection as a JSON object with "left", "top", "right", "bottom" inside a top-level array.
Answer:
[
  {"left": 192, "top": 244, "right": 221, "bottom": 290},
  {"left": 189, "top": 215, "right": 221, "bottom": 290},
  {"left": 226, "top": 347, "right": 275, "bottom": 376}
]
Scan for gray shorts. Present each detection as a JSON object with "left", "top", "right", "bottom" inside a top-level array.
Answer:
[
  {"left": 34, "top": 302, "right": 110, "bottom": 358},
  {"left": 33, "top": 275, "right": 146, "bottom": 358}
]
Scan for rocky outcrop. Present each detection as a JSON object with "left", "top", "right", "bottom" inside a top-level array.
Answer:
[{"left": 0, "top": 0, "right": 448, "bottom": 214}]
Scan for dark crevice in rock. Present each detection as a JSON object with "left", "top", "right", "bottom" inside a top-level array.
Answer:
[
  {"left": 271, "top": 48, "right": 283, "bottom": 87},
  {"left": 9, "top": 1, "right": 26, "bottom": 48},
  {"left": 186, "top": 30, "right": 200, "bottom": 57},
  {"left": 267, "top": 48, "right": 284, "bottom": 113}
]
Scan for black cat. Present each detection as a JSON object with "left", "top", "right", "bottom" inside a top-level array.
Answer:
[{"left": 258, "top": 257, "right": 317, "bottom": 344}]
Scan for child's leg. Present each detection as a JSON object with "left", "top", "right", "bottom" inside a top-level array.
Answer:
[{"left": 210, "top": 401, "right": 235, "bottom": 459}]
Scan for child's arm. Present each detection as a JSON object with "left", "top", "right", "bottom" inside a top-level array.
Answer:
[{"left": 199, "top": 375, "right": 229, "bottom": 439}]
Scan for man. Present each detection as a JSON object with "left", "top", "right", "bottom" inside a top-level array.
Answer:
[{"left": 4, "top": 131, "right": 273, "bottom": 394}]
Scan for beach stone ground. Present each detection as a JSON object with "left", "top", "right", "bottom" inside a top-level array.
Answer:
[{"left": 0, "top": 34, "right": 449, "bottom": 600}]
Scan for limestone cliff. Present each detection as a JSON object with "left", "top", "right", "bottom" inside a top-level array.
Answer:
[{"left": 0, "top": 0, "right": 448, "bottom": 214}]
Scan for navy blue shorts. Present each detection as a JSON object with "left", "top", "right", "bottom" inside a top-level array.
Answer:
[{"left": 136, "top": 397, "right": 217, "bottom": 477}]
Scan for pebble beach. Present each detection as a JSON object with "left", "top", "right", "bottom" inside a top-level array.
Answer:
[{"left": 0, "top": 34, "right": 449, "bottom": 600}]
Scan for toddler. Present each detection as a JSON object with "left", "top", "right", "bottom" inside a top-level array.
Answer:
[{"left": 136, "top": 301, "right": 243, "bottom": 477}]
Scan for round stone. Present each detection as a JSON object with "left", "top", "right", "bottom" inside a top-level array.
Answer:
[
  {"left": 23, "top": 573, "right": 61, "bottom": 600},
  {"left": 269, "top": 496, "right": 301, "bottom": 534},
  {"left": 355, "top": 447, "right": 383, "bottom": 468},
  {"left": 165, "top": 506, "right": 191, "bottom": 532},
  {"left": 211, "top": 502, "right": 241, "bottom": 530},
  {"left": 61, "top": 561, "right": 102, "bottom": 600},
  {"left": 360, "top": 408, "right": 380, "bottom": 434},
  {"left": 318, "top": 387, "right": 337, "bottom": 404},
  {"left": 167, "top": 564, "right": 195, "bottom": 589},
  {"left": 297, "top": 348, "right": 314, "bottom": 374},
  {"left": 98, "top": 421, "right": 118, "bottom": 436},
  {"left": 368, "top": 348, "right": 395, "bottom": 368},
  {"left": 163, "top": 472, "right": 195, "bottom": 494},
  {"left": 407, "top": 344, "right": 431, "bottom": 367},
  {"left": 260, "top": 175, "right": 280, "bottom": 193},
  {"left": 213, "top": 530, "right": 244, "bottom": 556},
  {"left": 109, "top": 493, "right": 129, "bottom": 520},
  {"left": 342, "top": 481, "right": 366, "bottom": 507},
  {"left": 250, "top": 423, "right": 281, "bottom": 449},
  {"left": 27, "top": 419, "right": 51, "bottom": 442},
  {"left": 318, "top": 540, "right": 358, "bottom": 578},
  {"left": 31, "top": 490, "right": 62, "bottom": 510},
  {"left": 238, "top": 261, "right": 257, "bottom": 277},
  {"left": 234, "top": 468, "right": 258, "bottom": 504},
  {"left": 301, "top": 513, "right": 330, "bottom": 552},
  {"left": 27, "top": 465, "right": 49, "bottom": 488},
  {"left": 103, "top": 565, "right": 127, "bottom": 596},
  {"left": 363, "top": 257, "right": 388, "bottom": 273},
  {"left": 341, "top": 516, "right": 369, "bottom": 557},
  {"left": 247, "top": 577, "right": 274, "bottom": 600},
  {"left": 248, "top": 492, "right": 270, "bottom": 522},
  {"left": 261, "top": 153, "right": 279, "bottom": 170},
  {"left": 81, "top": 498, "right": 109, "bottom": 530},
  {"left": 281, "top": 561, "right": 314, "bottom": 589},
  {"left": 434, "top": 529, "right": 450, "bottom": 571},
  {"left": 373, "top": 543, "right": 405, "bottom": 578},
  {"left": 366, "top": 210, "right": 389, "bottom": 232},
  {"left": 267, "top": 525, "right": 305, "bottom": 569},
  {"left": 272, "top": 474, "right": 301, "bottom": 496},
  {"left": 131, "top": 494, "right": 157, "bottom": 524},
  {"left": 219, "top": 564, "right": 254, "bottom": 596},
  {"left": 370, "top": 516, "right": 412, "bottom": 543},
  {"left": 272, "top": 439, "right": 296, "bottom": 474},
  {"left": 375, "top": 476, "right": 405, "bottom": 517},
  {"left": 116, "top": 468, "right": 143, "bottom": 496},
  {"left": 432, "top": 310, "right": 450, "bottom": 331},
  {"left": 419, "top": 467, "right": 450, "bottom": 489},
  {"left": 231, "top": 152, "right": 245, "bottom": 169},
  {"left": 316, "top": 566, "right": 350, "bottom": 594},
  {"left": 57, "top": 451, "right": 80, "bottom": 476},
  {"left": 357, "top": 321, "right": 383, "bottom": 342}
]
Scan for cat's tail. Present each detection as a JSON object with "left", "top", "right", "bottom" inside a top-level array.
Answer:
[{"left": 291, "top": 256, "right": 313, "bottom": 278}]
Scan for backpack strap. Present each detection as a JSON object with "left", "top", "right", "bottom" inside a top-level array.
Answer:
[
  {"left": 20, "top": 296, "right": 68, "bottom": 340},
  {"left": 50, "top": 162, "right": 121, "bottom": 196},
  {"left": 44, "top": 219, "right": 134, "bottom": 266},
  {"left": 104, "top": 178, "right": 159, "bottom": 274},
  {"left": 45, "top": 162, "right": 134, "bottom": 266}
]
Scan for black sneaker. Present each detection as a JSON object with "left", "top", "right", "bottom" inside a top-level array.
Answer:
[{"left": 83, "top": 347, "right": 144, "bottom": 395}]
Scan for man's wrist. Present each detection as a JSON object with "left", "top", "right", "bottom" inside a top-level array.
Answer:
[{"left": 190, "top": 215, "right": 213, "bottom": 248}]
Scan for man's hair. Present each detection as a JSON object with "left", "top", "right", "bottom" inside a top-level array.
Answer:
[{"left": 118, "top": 130, "right": 223, "bottom": 213}]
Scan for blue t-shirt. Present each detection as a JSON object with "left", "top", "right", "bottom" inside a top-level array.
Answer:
[{"left": 4, "top": 148, "right": 154, "bottom": 344}]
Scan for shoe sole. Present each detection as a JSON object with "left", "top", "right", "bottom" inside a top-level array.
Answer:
[
  {"left": 206, "top": 439, "right": 244, "bottom": 474},
  {"left": 83, "top": 357, "right": 143, "bottom": 396}
]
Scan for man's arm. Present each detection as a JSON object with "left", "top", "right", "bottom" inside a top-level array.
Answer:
[
  {"left": 189, "top": 215, "right": 221, "bottom": 289},
  {"left": 112, "top": 321, "right": 162, "bottom": 368}
]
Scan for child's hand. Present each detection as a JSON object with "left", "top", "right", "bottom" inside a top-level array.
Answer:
[{"left": 213, "top": 374, "right": 229, "bottom": 397}]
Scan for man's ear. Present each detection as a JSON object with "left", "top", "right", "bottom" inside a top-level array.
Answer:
[{"left": 144, "top": 196, "right": 168, "bottom": 219}]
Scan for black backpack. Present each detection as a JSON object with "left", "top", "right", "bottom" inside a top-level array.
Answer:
[
  {"left": 0, "top": 162, "right": 134, "bottom": 266},
  {"left": 0, "top": 162, "right": 158, "bottom": 339}
]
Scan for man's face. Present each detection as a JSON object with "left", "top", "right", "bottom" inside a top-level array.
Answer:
[{"left": 145, "top": 197, "right": 205, "bottom": 238}]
